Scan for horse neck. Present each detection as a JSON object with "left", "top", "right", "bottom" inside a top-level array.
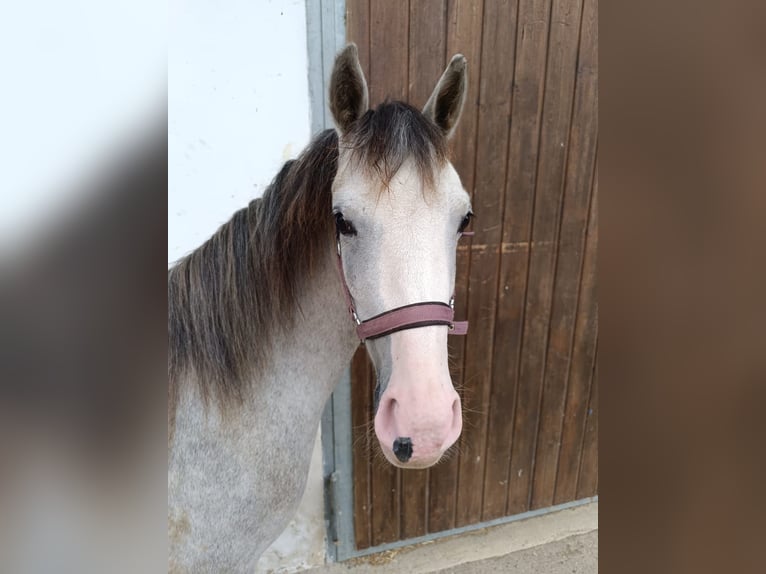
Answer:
[{"left": 262, "top": 245, "right": 360, "bottom": 406}]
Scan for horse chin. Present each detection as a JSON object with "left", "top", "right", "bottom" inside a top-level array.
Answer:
[{"left": 378, "top": 445, "right": 444, "bottom": 469}]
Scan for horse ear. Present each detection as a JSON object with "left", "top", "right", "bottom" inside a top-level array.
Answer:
[
  {"left": 329, "top": 44, "right": 369, "bottom": 134},
  {"left": 423, "top": 54, "right": 468, "bottom": 139}
]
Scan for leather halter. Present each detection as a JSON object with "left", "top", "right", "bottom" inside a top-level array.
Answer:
[{"left": 335, "top": 232, "right": 473, "bottom": 343}]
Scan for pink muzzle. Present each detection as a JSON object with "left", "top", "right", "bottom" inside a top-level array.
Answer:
[{"left": 335, "top": 233, "right": 473, "bottom": 342}]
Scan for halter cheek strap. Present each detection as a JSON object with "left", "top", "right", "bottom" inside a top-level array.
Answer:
[{"left": 335, "top": 232, "right": 473, "bottom": 342}]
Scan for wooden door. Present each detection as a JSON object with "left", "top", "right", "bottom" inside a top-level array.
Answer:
[{"left": 347, "top": 0, "right": 598, "bottom": 550}]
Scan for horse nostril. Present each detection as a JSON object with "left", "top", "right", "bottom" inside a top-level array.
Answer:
[{"left": 392, "top": 437, "right": 413, "bottom": 462}]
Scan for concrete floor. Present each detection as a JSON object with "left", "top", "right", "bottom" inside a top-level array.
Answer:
[
  {"left": 305, "top": 502, "right": 598, "bottom": 574},
  {"left": 437, "top": 532, "right": 597, "bottom": 573}
]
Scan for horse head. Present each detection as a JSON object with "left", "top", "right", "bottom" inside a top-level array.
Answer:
[{"left": 329, "top": 45, "right": 472, "bottom": 468}]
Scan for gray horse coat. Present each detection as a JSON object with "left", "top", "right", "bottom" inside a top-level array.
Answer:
[{"left": 168, "top": 45, "right": 470, "bottom": 573}]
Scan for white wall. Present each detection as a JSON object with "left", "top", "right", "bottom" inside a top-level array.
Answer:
[
  {"left": 169, "top": 0, "right": 311, "bottom": 264},
  {"left": 169, "top": 1, "right": 328, "bottom": 571}
]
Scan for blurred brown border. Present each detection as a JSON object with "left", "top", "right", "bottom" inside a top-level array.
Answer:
[{"left": 601, "top": 1, "right": 766, "bottom": 572}]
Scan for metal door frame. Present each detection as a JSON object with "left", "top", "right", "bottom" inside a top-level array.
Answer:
[{"left": 305, "top": 0, "right": 358, "bottom": 563}]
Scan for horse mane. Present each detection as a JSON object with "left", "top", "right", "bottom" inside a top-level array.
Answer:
[{"left": 168, "top": 101, "right": 447, "bottom": 423}]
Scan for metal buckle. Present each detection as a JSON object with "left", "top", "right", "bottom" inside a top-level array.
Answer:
[
  {"left": 449, "top": 296, "right": 455, "bottom": 310},
  {"left": 351, "top": 309, "right": 361, "bottom": 326}
]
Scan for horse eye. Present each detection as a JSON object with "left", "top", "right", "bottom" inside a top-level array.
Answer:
[
  {"left": 334, "top": 212, "right": 357, "bottom": 236},
  {"left": 458, "top": 212, "right": 474, "bottom": 233}
]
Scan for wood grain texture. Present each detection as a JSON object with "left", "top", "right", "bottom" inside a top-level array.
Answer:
[
  {"left": 576, "top": 346, "right": 598, "bottom": 499},
  {"left": 506, "top": 0, "right": 584, "bottom": 516},
  {"left": 530, "top": 0, "right": 596, "bottom": 510},
  {"left": 554, "top": 147, "right": 598, "bottom": 504},
  {"left": 408, "top": 0, "right": 447, "bottom": 108},
  {"left": 481, "top": 0, "right": 551, "bottom": 522},
  {"left": 369, "top": 0, "right": 410, "bottom": 105},
  {"left": 455, "top": 0, "right": 519, "bottom": 528},
  {"left": 351, "top": 347, "right": 373, "bottom": 549},
  {"left": 428, "top": 0, "right": 484, "bottom": 534},
  {"left": 575, "top": 156, "right": 597, "bottom": 501},
  {"left": 346, "top": 0, "right": 371, "bottom": 78},
  {"left": 345, "top": 0, "right": 598, "bottom": 549}
]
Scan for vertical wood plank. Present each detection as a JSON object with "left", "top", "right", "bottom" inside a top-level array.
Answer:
[
  {"left": 444, "top": 0, "right": 484, "bottom": 192},
  {"left": 554, "top": 150, "right": 598, "bottom": 504},
  {"left": 369, "top": 0, "right": 410, "bottom": 106},
  {"left": 481, "top": 0, "right": 552, "bottom": 521},
  {"left": 507, "top": 0, "right": 584, "bottom": 516},
  {"left": 399, "top": 0, "right": 446, "bottom": 541},
  {"left": 346, "top": 0, "right": 371, "bottom": 78},
  {"left": 455, "top": 0, "right": 519, "bottom": 528},
  {"left": 428, "top": 0, "right": 484, "bottom": 535},
  {"left": 530, "top": 0, "right": 596, "bottom": 510},
  {"left": 351, "top": 347, "right": 372, "bottom": 549},
  {"left": 399, "top": 467, "right": 428, "bottom": 540},
  {"left": 408, "top": 0, "right": 447, "bottom": 108},
  {"left": 368, "top": 0, "right": 409, "bottom": 546},
  {"left": 576, "top": 349, "right": 598, "bottom": 499}
]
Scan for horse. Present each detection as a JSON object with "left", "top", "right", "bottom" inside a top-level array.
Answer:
[{"left": 168, "top": 44, "right": 471, "bottom": 573}]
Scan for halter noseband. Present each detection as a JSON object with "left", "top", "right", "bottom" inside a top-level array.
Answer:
[{"left": 335, "top": 233, "right": 473, "bottom": 343}]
